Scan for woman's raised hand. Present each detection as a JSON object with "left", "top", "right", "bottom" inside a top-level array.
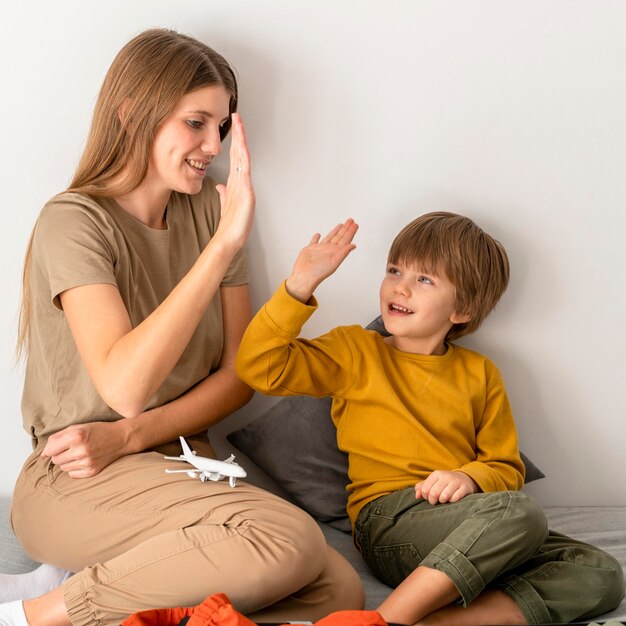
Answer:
[
  {"left": 285, "top": 219, "right": 359, "bottom": 303},
  {"left": 214, "top": 113, "right": 255, "bottom": 253}
]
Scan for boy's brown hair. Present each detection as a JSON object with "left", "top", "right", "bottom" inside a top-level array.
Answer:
[{"left": 387, "top": 211, "right": 510, "bottom": 340}]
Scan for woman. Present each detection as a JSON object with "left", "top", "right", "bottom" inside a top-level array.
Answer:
[{"left": 3, "top": 28, "right": 362, "bottom": 626}]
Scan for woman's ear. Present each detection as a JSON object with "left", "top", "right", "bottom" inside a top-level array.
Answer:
[{"left": 117, "top": 98, "right": 132, "bottom": 126}]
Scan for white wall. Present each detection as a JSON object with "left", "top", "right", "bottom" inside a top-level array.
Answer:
[{"left": 2, "top": 0, "right": 625, "bottom": 506}]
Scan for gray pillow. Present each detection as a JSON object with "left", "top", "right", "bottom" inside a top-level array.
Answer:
[
  {"left": 228, "top": 316, "right": 545, "bottom": 533},
  {"left": 0, "top": 497, "right": 39, "bottom": 574},
  {"left": 229, "top": 395, "right": 351, "bottom": 531}
]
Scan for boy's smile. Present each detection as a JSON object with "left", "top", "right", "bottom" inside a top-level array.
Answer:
[{"left": 379, "top": 261, "right": 471, "bottom": 355}]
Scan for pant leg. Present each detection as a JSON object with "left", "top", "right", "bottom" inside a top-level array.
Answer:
[
  {"left": 248, "top": 544, "right": 365, "bottom": 623},
  {"left": 493, "top": 530, "right": 625, "bottom": 624},
  {"left": 354, "top": 488, "right": 548, "bottom": 606},
  {"left": 11, "top": 449, "right": 362, "bottom": 626}
]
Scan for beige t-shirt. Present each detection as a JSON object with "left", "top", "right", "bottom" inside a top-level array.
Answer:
[{"left": 22, "top": 177, "right": 247, "bottom": 446}]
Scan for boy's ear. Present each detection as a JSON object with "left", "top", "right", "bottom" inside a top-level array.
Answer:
[{"left": 450, "top": 311, "right": 472, "bottom": 324}]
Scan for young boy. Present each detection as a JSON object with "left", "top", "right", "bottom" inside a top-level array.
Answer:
[{"left": 235, "top": 213, "right": 624, "bottom": 626}]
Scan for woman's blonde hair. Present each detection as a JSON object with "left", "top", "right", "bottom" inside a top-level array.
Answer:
[
  {"left": 17, "top": 28, "right": 238, "bottom": 358},
  {"left": 388, "top": 211, "right": 510, "bottom": 341}
]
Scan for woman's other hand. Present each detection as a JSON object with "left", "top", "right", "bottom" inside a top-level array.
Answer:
[
  {"left": 41, "top": 420, "right": 131, "bottom": 478},
  {"left": 285, "top": 219, "right": 359, "bottom": 303},
  {"left": 214, "top": 113, "right": 255, "bottom": 252}
]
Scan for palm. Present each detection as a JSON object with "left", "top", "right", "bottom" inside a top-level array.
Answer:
[
  {"left": 285, "top": 219, "right": 359, "bottom": 303},
  {"left": 215, "top": 113, "right": 255, "bottom": 249},
  {"left": 292, "top": 219, "right": 359, "bottom": 285}
]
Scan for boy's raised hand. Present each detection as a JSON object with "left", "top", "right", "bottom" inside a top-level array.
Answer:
[
  {"left": 286, "top": 219, "right": 359, "bottom": 303},
  {"left": 415, "top": 470, "right": 479, "bottom": 505}
]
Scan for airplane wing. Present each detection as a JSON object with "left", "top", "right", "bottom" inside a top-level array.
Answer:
[{"left": 163, "top": 436, "right": 246, "bottom": 486}]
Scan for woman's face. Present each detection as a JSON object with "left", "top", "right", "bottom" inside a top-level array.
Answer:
[{"left": 148, "top": 85, "right": 232, "bottom": 196}]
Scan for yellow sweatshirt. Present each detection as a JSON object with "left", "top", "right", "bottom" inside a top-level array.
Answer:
[{"left": 236, "top": 283, "right": 525, "bottom": 525}]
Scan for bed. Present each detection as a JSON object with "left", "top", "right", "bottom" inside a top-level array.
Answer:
[
  {"left": 2, "top": 386, "right": 625, "bottom": 623},
  {"left": 1, "top": 499, "right": 625, "bottom": 623}
]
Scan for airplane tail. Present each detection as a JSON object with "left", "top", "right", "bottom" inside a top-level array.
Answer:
[{"left": 179, "top": 436, "right": 194, "bottom": 458}]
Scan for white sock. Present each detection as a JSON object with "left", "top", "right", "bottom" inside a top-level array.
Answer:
[
  {"left": 0, "top": 564, "right": 72, "bottom": 602},
  {"left": 0, "top": 601, "right": 28, "bottom": 626}
]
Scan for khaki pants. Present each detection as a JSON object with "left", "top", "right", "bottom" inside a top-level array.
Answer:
[
  {"left": 11, "top": 445, "right": 363, "bottom": 626},
  {"left": 354, "top": 488, "right": 624, "bottom": 624}
]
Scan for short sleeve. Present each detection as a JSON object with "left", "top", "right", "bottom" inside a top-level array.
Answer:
[
  {"left": 221, "top": 246, "right": 248, "bottom": 287},
  {"left": 31, "top": 199, "right": 118, "bottom": 309}
]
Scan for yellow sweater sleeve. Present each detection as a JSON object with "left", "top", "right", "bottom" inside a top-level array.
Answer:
[
  {"left": 457, "top": 363, "right": 525, "bottom": 491},
  {"left": 236, "top": 282, "right": 355, "bottom": 398}
]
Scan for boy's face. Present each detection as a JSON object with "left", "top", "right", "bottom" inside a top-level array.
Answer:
[{"left": 379, "top": 260, "right": 470, "bottom": 355}]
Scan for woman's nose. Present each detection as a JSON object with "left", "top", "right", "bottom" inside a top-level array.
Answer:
[{"left": 201, "top": 127, "right": 222, "bottom": 156}]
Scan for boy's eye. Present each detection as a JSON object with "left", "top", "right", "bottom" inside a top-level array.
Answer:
[
  {"left": 187, "top": 119, "right": 203, "bottom": 129},
  {"left": 417, "top": 275, "right": 433, "bottom": 285},
  {"left": 386, "top": 266, "right": 400, "bottom": 276}
]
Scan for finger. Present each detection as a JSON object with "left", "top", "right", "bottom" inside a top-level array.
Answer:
[
  {"left": 419, "top": 482, "right": 430, "bottom": 502},
  {"left": 427, "top": 480, "right": 444, "bottom": 505},
  {"left": 333, "top": 243, "right": 357, "bottom": 266},
  {"left": 229, "top": 112, "right": 242, "bottom": 164},
  {"left": 438, "top": 482, "right": 457, "bottom": 504},
  {"left": 449, "top": 482, "right": 472, "bottom": 503},
  {"left": 414, "top": 482, "right": 424, "bottom": 500},
  {"left": 417, "top": 473, "right": 436, "bottom": 501},
  {"left": 342, "top": 220, "right": 359, "bottom": 243},
  {"left": 215, "top": 184, "right": 226, "bottom": 210},
  {"left": 41, "top": 437, "right": 71, "bottom": 459},
  {"left": 309, "top": 233, "right": 321, "bottom": 246},
  {"left": 68, "top": 468, "right": 96, "bottom": 479},
  {"left": 229, "top": 113, "right": 250, "bottom": 175},
  {"left": 51, "top": 452, "right": 78, "bottom": 467},
  {"left": 59, "top": 459, "right": 85, "bottom": 473},
  {"left": 49, "top": 441, "right": 87, "bottom": 464},
  {"left": 319, "top": 223, "right": 344, "bottom": 245},
  {"left": 327, "top": 220, "right": 354, "bottom": 245},
  {"left": 336, "top": 221, "right": 359, "bottom": 246},
  {"left": 449, "top": 487, "right": 467, "bottom": 503}
]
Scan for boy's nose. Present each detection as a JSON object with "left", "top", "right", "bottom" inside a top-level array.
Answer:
[{"left": 394, "top": 280, "right": 410, "bottom": 296}]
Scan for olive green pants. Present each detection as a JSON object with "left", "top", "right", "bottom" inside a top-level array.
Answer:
[
  {"left": 12, "top": 444, "right": 363, "bottom": 626},
  {"left": 354, "top": 488, "right": 624, "bottom": 624}
]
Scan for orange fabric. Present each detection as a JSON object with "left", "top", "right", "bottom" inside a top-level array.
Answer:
[
  {"left": 121, "top": 594, "right": 388, "bottom": 626},
  {"left": 121, "top": 606, "right": 193, "bottom": 625},
  {"left": 188, "top": 593, "right": 256, "bottom": 626},
  {"left": 121, "top": 593, "right": 256, "bottom": 626},
  {"left": 308, "top": 609, "right": 388, "bottom": 626}
]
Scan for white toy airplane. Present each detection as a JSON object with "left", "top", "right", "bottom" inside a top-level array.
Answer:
[{"left": 164, "top": 436, "right": 247, "bottom": 488}]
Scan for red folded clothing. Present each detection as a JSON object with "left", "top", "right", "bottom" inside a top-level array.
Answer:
[
  {"left": 122, "top": 592, "right": 389, "bottom": 626},
  {"left": 121, "top": 592, "right": 255, "bottom": 626},
  {"left": 311, "top": 609, "right": 388, "bottom": 626}
]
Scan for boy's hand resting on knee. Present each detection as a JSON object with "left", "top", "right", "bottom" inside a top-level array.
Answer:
[{"left": 415, "top": 470, "right": 479, "bottom": 505}]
